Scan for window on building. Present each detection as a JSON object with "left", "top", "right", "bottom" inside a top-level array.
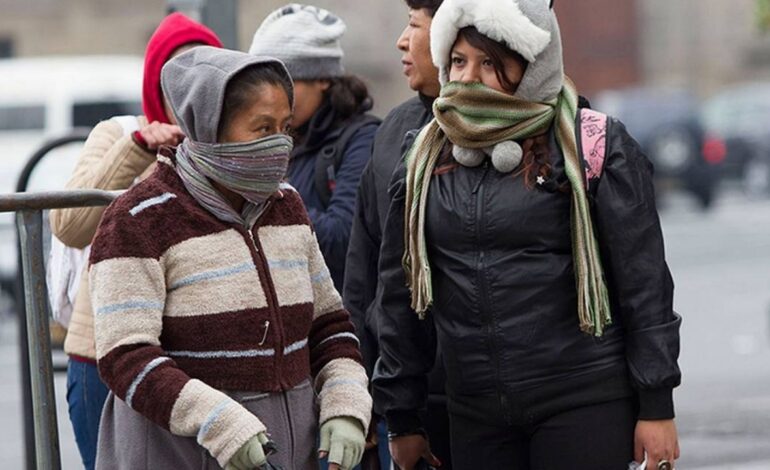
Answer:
[
  {"left": 72, "top": 101, "right": 142, "bottom": 128},
  {"left": 0, "top": 105, "right": 45, "bottom": 131},
  {"left": 0, "top": 37, "right": 13, "bottom": 58}
]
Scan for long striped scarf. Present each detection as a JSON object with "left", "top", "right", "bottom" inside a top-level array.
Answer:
[
  {"left": 403, "top": 78, "right": 612, "bottom": 336},
  {"left": 176, "top": 134, "right": 293, "bottom": 228}
]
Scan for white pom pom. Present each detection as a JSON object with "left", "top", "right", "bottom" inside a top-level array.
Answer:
[
  {"left": 452, "top": 145, "right": 486, "bottom": 167},
  {"left": 490, "top": 141, "right": 523, "bottom": 173}
]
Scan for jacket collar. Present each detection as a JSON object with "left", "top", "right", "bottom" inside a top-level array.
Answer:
[
  {"left": 419, "top": 92, "right": 436, "bottom": 113},
  {"left": 292, "top": 100, "right": 344, "bottom": 159}
]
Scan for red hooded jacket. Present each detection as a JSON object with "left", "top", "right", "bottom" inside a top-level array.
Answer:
[{"left": 142, "top": 13, "right": 222, "bottom": 124}]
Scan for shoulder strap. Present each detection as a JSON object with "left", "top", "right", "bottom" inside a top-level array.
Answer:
[
  {"left": 314, "top": 114, "right": 381, "bottom": 208},
  {"left": 578, "top": 108, "right": 609, "bottom": 196}
]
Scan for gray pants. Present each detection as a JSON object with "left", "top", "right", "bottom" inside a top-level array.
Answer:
[{"left": 96, "top": 380, "right": 320, "bottom": 469}]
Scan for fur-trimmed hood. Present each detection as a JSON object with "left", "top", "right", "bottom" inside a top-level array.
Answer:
[{"left": 431, "top": 0, "right": 564, "bottom": 102}]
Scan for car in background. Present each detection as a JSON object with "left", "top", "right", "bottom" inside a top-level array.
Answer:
[
  {"left": 594, "top": 87, "right": 723, "bottom": 209},
  {"left": 0, "top": 56, "right": 143, "bottom": 308},
  {"left": 701, "top": 82, "right": 770, "bottom": 198}
]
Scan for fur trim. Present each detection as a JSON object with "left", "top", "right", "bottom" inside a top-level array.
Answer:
[{"left": 431, "top": 0, "right": 552, "bottom": 84}]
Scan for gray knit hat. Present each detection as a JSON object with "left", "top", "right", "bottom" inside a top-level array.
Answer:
[{"left": 249, "top": 4, "right": 346, "bottom": 80}]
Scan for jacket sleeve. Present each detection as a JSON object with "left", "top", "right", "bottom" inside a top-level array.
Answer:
[
  {"left": 593, "top": 118, "right": 682, "bottom": 420},
  {"left": 372, "top": 163, "right": 437, "bottom": 434},
  {"left": 306, "top": 222, "right": 372, "bottom": 432},
  {"left": 90, "top": 203, "right": 266, "bottom": 467},
  {"left": 49, "top": 118, "right": 155, "bottom": 248},
  {"left": 342, "top": 161, "right": 382, "bottom": 379},
  {"left": 307, "top": 123, "right": 378, "bottom": 288}
]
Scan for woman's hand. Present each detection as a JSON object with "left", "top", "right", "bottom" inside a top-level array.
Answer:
[
  {"left": 138, "top": 121, "right": 184, "bottom": 150},
  {"left": 365, "top": 417, "right": 381, "bottom": 450},
  {"left": 318, "top": 417, "right": 366, "bottom": 470},
  {"left": 225, "top": 432, "right": 269, "bottom": 470},
  {"left": 389, "top": 434, "right": 441, "bottom": 470},
  {"left": 634, "top": 419, "right": 680, "bottom": 469}
]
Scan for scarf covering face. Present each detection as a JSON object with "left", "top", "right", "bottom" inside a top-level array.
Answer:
[
  {"left": 175, "top": 133, "right": 293, "bottom": 227},
  {"left": 403, "top": 77, "right": 612, "bottom": 336}
]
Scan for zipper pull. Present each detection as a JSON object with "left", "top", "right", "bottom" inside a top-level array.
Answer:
[
  {"left": 472, "top": 160, "right": 491, "bottom": 194},
  {"left": 258, "top": 320, "right": 270, "bottom": 346},
  {"left": 247, "top": 230, "right": 259, "bottom": 252}
]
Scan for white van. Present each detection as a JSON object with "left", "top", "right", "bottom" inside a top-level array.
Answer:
[{"left": 0, "top": 56, "right": 143, "bottom": 308}]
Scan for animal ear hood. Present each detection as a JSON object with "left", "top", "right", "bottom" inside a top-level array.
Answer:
[{"left": 431, "top": 0, "right": 564, "bottom": 102}]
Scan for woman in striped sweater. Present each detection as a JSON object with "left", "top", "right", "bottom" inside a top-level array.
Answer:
[
  {"left": 89, "top": 47, "right": 370, "bottom": 470},
  {"left": 48, "top": 13, "right": 222, "bottom": 470}
]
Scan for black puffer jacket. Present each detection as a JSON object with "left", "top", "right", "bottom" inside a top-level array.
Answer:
[{"left": 372, "top": 117, "right": 682, "bottom": 433}]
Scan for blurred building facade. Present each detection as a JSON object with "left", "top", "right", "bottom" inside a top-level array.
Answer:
[
  {"left": 638, "top": 0, "right": 770, "bottom": 95},
  {"left": 1, "top": 0, "right": 770, "bottom": 107},
  {"left": 0, "top": 0, "right": 414, "bottom": 115},
  {"left": 555, "top": 0, "right": 641, "bottom": 99}
]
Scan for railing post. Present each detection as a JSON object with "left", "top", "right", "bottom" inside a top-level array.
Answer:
[{"left": 16, "top": 210, "right": 61, "bottom": 470}]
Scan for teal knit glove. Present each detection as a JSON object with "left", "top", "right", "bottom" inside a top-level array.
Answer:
[
  {"left": 225, "top": 432, "right": 269, "bottom": 470},
  {"left": 319, "top": 417, "right": 366, "bottom": 470}
]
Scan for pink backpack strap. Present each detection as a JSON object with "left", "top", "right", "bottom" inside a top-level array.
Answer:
[{"left": 579, "top": 108, "right": 609, "bottom": 193}]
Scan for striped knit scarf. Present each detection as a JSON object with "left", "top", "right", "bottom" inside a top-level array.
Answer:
[
  {"left": 176, "top": 134, "right": 293, "bottom": 228},
  {"left": 403, "top": 78, "right": 612, "bottom": 336}
]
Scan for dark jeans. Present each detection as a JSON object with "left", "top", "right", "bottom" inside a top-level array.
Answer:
[
  {"left": 449, "top": 398, "right": 636, "bottom": 470},
  {"left": 66, "top": 358, "right": 110, "bottom": 470}
]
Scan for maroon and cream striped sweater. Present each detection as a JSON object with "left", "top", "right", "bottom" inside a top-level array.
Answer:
[{"left": 89, "top": 155, "right": 371, "bottom": 466}]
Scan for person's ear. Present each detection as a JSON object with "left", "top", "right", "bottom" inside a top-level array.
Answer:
[{"left": 319, "top": 79, "right": 332, "bottom": 91}]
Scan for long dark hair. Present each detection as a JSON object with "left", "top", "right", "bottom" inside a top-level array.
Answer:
[
  {"left": 324, "top": 75, "right": 373, "bottom": 125},
  {"left": 437, "top": 27, "right": 555, "bottom": 189},
  {"left": 217, "top": 63, "right": 293, "bottom": 141}
]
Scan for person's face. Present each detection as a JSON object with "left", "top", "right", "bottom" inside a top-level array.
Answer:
[
  {"left": 219, "top": 84, "right": 293, "bottom": 143},
  {"left": 396, "top": 8, "right": 441, "bottom": 97},
  {"left": 291, "top": 80, "right": 330, "bottom": 129},
  {"left": 448, "top": 35, "right": 526, "bottom": 95}
]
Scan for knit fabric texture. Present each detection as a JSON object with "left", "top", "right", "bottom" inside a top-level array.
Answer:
[
  {"left": 248, "top": 4, "right": 346, "bottom": 80},
  {"left": 403, "top": 79, "right": 612, "bottom": 336},
  {"left": 89, "top": 159, "right": 371, "bottom": 465},
  {"left": 175, "top": 134, "right": 293, "bottom": 227},
  {"left": 142, "top": 13, "right": 222, "bottom": 124}
]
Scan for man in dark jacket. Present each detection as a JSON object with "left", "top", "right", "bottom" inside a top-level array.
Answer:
[{"left": 342, "top": 0, "right": 450, "bottom": 468}]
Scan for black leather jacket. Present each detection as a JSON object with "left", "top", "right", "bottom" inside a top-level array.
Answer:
[{"left": 372, "top": 117, "right": 682, "bottom": 433}]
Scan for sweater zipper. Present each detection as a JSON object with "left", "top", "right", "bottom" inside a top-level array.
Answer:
[
  {"left": 239, "top": 202, "right": 288, "bottom": 391},
  {"left": 248, "top": 230, "right": 288, "bottom": 389}
]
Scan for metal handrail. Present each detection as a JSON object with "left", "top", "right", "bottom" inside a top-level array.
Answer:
[
  {"left": 1, "top": 189, "right": 121, "bottom": 470},
  {"left": 0, "top": 189, "right": 121, "bottom": 211},
  {"left": 11, "top": 130, "right": 91, "bottom": 469},
  {"left": 14, "top": 130, "right": 92, "bottom": 194}
]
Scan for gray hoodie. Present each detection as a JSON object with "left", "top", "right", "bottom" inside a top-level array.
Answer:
[{"left": 160, "top": 45, "right": 294, "bottom": 144}]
